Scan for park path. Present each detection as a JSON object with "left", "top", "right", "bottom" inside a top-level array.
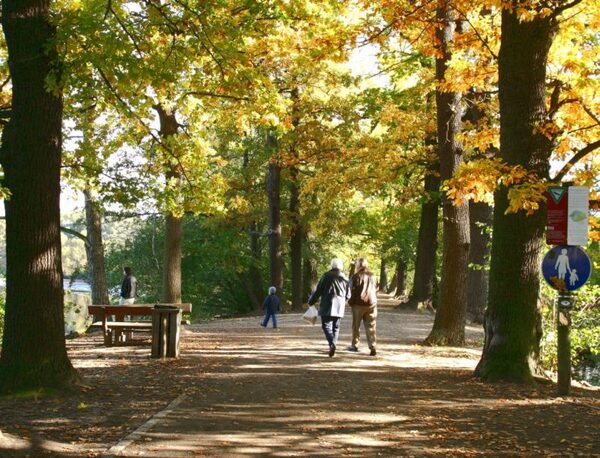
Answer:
[
  {"left": 115, "top": 300, "right": 599, "bottom": 457},
  {"left": 1, "top": 298, "right": 599, "bottom": 457}
]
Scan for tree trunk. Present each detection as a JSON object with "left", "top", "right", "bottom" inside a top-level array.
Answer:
[
  {"left": 425, "top": 1, "right": 470, "bottom": 346},
  {"left": 467, "top": 201, "right": 493, "bottom": 324},
  {"left": 236, "top": 272, "right": 262, "bottom": 309},
  {"left": 84, "top": 189, "right": 110, "bottom": 308},
  {"left": 243, "top": 149, "right": 264, "bottom": 309},
  {"left": 289, "top": 170, "right": 303, "bottom": 311},
  {"left": 302, "top": 233, "right": 317, "bottom": 302},
  {"left": 0, "top": 0, "right": 79, "bottom": 391},
  {"left": 163, "top": 212, "right": 182, "bottom": 303},
  {"left": 248, "top": 222, "right": 264, "bottom": 309},
  {"left": 155, "top": 105, "right": 182, "bottom": 304},
  {"left": 409, "top": 158, "right": 440, "bottom": 311},
  {"left": 288, "top": 87, "right": 303, "bottom": 311},
  {"left": 267, "top": 134, "right": 283, "bottom": 299},
  {"left": 394, "top": 259, "right": 408, "bottom": 300},
  {"left": 379, "top": 259, "right": 388, "bottom": 293},
  {"left": 387, "top": 273, "right": 397, "bottom": 295},
  {"left": 475, "top": 8, "right": 556, "bottom": 382}
]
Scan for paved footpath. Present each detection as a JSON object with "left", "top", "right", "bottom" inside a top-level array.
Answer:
[
  {"left": 107, "top": 307, "right": 599, "bottom": 457},
  {"left": 1, "top": 302, "right": 599, "bottom": 457}
]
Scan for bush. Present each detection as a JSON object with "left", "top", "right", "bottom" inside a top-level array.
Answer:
[{"left": 540, "top": 283, "right": 600, "bottom": 373}]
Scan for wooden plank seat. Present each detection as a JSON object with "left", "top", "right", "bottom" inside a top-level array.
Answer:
[{"left": 88, "top": 304, "right": 192, "bottom": 347}]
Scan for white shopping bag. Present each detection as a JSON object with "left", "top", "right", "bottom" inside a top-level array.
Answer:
[{"left": 302, "top": 305, "right": 318, "bottom": 325}]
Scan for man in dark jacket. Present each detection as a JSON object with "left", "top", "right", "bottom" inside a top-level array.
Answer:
[
  {"left": 348, "top": 257, "right": 378, "bottom": 356},
  {"left": 308, "top": 258, "right": 350, "bottom": 357},
  {"left": 120, "top": 266, "right": 137, "bottom": 305}
]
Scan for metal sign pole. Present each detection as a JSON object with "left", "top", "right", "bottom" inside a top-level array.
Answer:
[{"left": 556, "top": 292, "right": 573, "bottom": 396}]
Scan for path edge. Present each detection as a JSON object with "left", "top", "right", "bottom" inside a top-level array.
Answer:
[{"left": 102, "top": 393, "right": 187, "bottom": 457}]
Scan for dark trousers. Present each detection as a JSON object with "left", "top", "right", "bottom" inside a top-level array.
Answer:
[
  {"left": 321, "top": 316, "right": 341, "bottom": 348},
  {"left": 261, "top": 311, "right": 278, "bottom": 328}
]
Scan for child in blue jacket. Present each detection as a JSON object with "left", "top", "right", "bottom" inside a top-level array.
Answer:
[{"left": 261, "top": 286, "right": 281, "bottom": 328}]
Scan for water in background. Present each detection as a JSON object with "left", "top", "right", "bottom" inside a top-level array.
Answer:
[
  {"left": 64, "top": 282, "right": 92, "bottom": 335},
  {"left": 575, "top": 365, "right": 600, "bottom": 387}
]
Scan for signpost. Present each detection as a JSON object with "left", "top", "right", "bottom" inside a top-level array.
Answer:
[
  {"left": 542, "top": 245, "right": 592, "bottom": 395},
  {"left": 544, "top": 185, "right": 591, "bottom": 396}
]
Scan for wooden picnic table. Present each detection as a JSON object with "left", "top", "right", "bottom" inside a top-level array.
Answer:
[{"left": 88, "top": 303, "right": 192, "bottom": 346}]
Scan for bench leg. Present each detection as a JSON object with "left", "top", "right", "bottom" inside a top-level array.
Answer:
[{"left": 104, "top": 329, "right": 112, "bottom": 346}]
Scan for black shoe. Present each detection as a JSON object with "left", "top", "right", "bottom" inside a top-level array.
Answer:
[
  {"left": 329, "top": 346, "right": 336, "bottom": 357},
  {"left": 347, "top": 345, "right": 358, "bottom": 352},
  {"left": 370, "top": 348, "right": 377, "bottom": 357}
]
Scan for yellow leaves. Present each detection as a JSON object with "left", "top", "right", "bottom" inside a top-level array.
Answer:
[
  {"left": 506, "top": 182, "right": 546, "bottom": 215},
  {"left": 53, "top": 0, "right": 82, "bottom": 13},
  {"left": 533, "top": 120, "right": 562, "bottom": 141},
  {"left": 459, "top": 125, "right": 499, "bottom": 154},
  {"left": 258, "top": 113, "right": 281, "bottom": 127},
  {"left": 443, "top": 159, "right": 501, "bottom": 206},
  {"left": 445, "top": 158, "right": 549, "bottom": 215},
  {"left": 589, "top": 217, "right": 600, "bottom": 243},
  {"left": 228, "top": 196, "right": 251, "bottom": 214}
]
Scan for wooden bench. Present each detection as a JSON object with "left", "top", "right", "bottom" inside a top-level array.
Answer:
[{"left": 88, "top": 303, "right": 192, "bottom": 347}]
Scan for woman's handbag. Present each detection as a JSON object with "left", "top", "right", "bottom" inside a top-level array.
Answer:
[{"left": 302, "top": 305, "right": 318, "bottom": 325}]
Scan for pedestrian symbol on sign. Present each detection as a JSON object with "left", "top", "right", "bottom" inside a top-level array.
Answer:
[{"left": 542, "top": 246, "right": 592, "bottom": 292}]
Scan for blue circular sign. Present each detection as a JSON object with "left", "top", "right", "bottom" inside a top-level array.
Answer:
[{"left": 542, "top": 245, "right": 592, "bottom": 291}]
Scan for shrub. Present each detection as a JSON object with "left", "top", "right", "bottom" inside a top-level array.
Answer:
[{"left": 540, "top": 283, "right": 600, "bottom": 373}]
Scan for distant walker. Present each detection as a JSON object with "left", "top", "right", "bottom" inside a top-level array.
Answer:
[{"left": 120, "top": 266, "right": 137, "bottom": 305}]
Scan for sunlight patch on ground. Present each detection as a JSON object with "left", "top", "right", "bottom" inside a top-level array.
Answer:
[
  {"left": 383, "top": 353, "right": 478, "bottom": 370},
  {"left": 322, "top": 433, "right": 397, "bottom": 447},
  {"left": 412, "top": 397, "right": 580, "bottom": 409}
]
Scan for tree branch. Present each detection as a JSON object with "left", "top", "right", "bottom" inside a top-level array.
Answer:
[
  {"left": 1, "top": 216, "right": 92, "bottom": 247},
  {"left": 182, "top": 91, "right": 250, "bottom": 102},
  {"left": 551, "top": 0, "right": 584, "bottom": 18},
  {"left": 452, "top": 4, "right": 498, "bottom": 60},
  {"left": 553, "top": 139, "right": 600, "bottom": 182},
  {"left": 60, "top": 226, "right": 91, "bottom": 248}
]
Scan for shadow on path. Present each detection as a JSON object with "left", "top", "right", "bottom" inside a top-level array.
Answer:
[{"left": 0, "top": 309, "right": 598, "bottom": 457}]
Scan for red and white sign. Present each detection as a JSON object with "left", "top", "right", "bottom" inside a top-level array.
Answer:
[
  {"left": 547, "top": 187, "right": 568, "bottom": 245},
  {"left": 546, "top": 186, "right": 589, "bottom": 246}
]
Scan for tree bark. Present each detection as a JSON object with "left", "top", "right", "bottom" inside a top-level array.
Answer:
[
  {"left": 0, "top": 0, "right": 79, "bottom": 391},
  {"left": 248, "top": 222, "right": 264, "bottom": 309},
  {"left": 394, "top": 259, "right": 408, "bottom": 300},
  {"left": 302, "top": 232, "right": 317, "bottom": 302},
  {"left": 288, "top": 87, "right": 303, "bottom": 311},
  {"left": 409, "top": 158, "right": 440, "bottom": 311},
  {"left": 467, "top": 201, "right": 493, "bottom": 324},
  {"left": 289, "top": 167, "right": 303, "bottom": 311},
  {"left": 425, "top": 1, "right": 470, "bottom": 346},
  {"left": 379, "top": 259, "right": 388, "bottom": 293},
  {"left": 163, "top": 212, "right": 183, "bottom": 303},
  {"left": 387, "top": 273, "right": 397, "bottom": 295},
  {"left": 84, "top": 190, "right": 110, "bottom": 307},
  {"left": 475, "top": 8, "right": 556, "bottom": 382},
  {"left": 155, "top": 105, "right": 182, "bottom": 304},
  {"left": 267, "top": 134, "right": 283, "bottom": 299},
  {"left": 242, "top": 150, "right": 264, "bottom": 309}
]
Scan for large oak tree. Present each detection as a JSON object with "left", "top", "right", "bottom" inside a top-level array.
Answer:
[{"left": 0, "top": 0, "right": 79, "bottom": 391}]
